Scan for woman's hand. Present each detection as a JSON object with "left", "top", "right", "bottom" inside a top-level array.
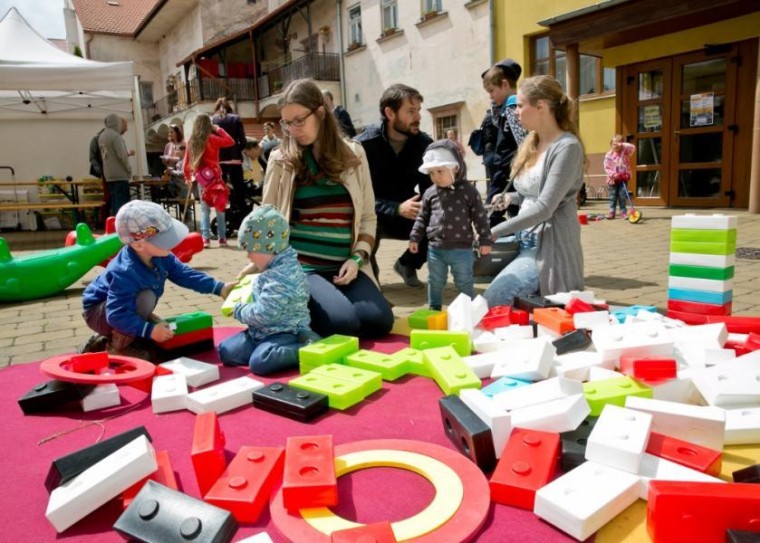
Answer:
[
  {"left": 333, "top": 258, "right": 360, "bottom": 286},
  {"left": 409, "top": 241, "right": 418, "bottom": 254},
  {"left": 489, "top": 192, "right": 511, "bottom": 211}
]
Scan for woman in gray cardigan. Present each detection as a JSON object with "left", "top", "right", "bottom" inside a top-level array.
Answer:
[{"left": 484, "top": 75, "right": 585, "bottom": 308}]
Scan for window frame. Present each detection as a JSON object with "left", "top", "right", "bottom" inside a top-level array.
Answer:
[
  {"left": 347, "top": 5, "right": 363, "bottom": 47},
  {"left": 381, "top": 0, "right": 399, "bottom": 32},
  {"left": 422, "top": 0, "right": 443, "bottom": 15}
]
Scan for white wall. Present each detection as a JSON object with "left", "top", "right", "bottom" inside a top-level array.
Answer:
[{"left": 0, "top": 118, "right": 140, "bottom": 182}]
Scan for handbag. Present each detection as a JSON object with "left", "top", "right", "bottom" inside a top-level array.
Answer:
[
  {"left": 194, "top": 166, "right": 217, "bottom": 188},
  {"left": 468, "top": 128, "right": 485, "bottom": 156}
]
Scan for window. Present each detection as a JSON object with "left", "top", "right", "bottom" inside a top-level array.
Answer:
[
  {"left": 435, "top": 114, "right": 457, "bottom": 140},
  {"left": 139, "top": 81, "right": 154, "bottom": 106},
  {"left": 381, "top": 0, "right": 398, "bottom": 31},
  {"left": 348, "top": 6, "right": 362, "bottom": 46},
  {"left": 531, "top": 34, "right": 615, "bottom": 96},
  {"left": 423, "top": 0, "right": 442, "bottom": 14}
]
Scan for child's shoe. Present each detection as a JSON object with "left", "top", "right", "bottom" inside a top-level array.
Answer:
[
  {"left": 619, "top": 211, "right": 628, "bottom": 219},
  {"left": 219, "top": 238, "right": 228, "bottom": 247},
  {"left": 78, "top": 333, "right": 109, "bottom": 354},
  {"left": 606, "top": 212, "right": 615, "bottom": 219},
  {"left": 203, "top": 238, "right": 211, "bottom": 248}
]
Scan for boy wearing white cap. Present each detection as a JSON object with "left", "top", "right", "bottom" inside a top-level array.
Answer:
[
  {"left": 81, "top": 200, "right": 237, "bottom": 360},
  {"left": 410, "top": 140, "right": 491, "bottom": 310},
  {"left": 218, "top": 205, "right": 318, "bottom": 375}
]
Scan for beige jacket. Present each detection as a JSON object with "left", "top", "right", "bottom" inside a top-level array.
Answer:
[{"left": 261, "top": 140, "right": 378, "bottom": 283}]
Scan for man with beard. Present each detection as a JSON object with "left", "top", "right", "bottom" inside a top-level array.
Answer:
[{"left": 357, "top": 84, "right": 433, "bottom": 287}]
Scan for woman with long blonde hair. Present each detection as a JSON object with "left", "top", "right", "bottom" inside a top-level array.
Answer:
[
  {"left": 484, "top": 75, "right": 586, "bottom": 307},
  {"left": 251, "top": 78, "right": 393, "bottom": 338},
  {"left": 182, "top": 113, "right": 234, "bottom": 247}
]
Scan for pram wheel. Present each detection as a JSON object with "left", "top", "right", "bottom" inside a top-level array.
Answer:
[{"left": 628, "top": 210, "right": 643, "bottom": 223}]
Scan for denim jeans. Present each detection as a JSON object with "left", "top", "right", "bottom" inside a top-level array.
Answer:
[
  {"left": 427, "top": 247, "right": 474, "bottom": 310},
  {"left": 482, "top": 246, "right": 539, "bottom": 308},
  {"left": 219, "top": 330, "right": 318, "bottom": 376},
  {"left": 109, "top": 180, "right": 130, "bottom": 216},
  {"left": 609, "top": 182, "right": 628, "bottom": 214},
  {"left": 200, "top": 201, "right": 226, "bottom": 241},
  {"left": 307, "top": 271, "right": 394, "bottom": 338}
]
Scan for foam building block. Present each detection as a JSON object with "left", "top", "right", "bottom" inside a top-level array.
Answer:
[
  {"left": 151, "top": 373, "right": 189, "bottom": 414},
  {"left": 45, "top": 435, "right": 157, "bottom": 532},
  {"left": 732, "top": 464, "right": 760, "bottom": 484},
  {"left": 492, "top": 377, "right": 583, "bottom": 412},
  {"left": 648, "top": 372, "right": 701, "bottom": 404},
  {"left": 647, "top": 481, "right": 760, "bottom": 543},
  {"left": 513, "top": 294, "right": 564, "bottom": 313},
  {"left": 590, "top": 322, "right": 675, "bottom": 365},
  {"left": 490, "top": 339, "right": 555, "bottom": 381},
  {"left": 618, "top": 356, "right": 677, "bottom": 382},
  {"left": 552, "top": 329, "right": 591, "bottom": 355},
  {"left": 668, "top": 275, "right": 733, "bottom": 294},
  {"left": 625, "top": 395, "right": 725, "bottom": 450},
  {"left": 667, "top": 298, "right": 732, "bottom": 316},
  {"left": 691, "top": 364, "right": 760, "bottom": 408},
  {"left": 185, "top": 376, "right": 264, "bottom": 415},
  {"left": 330, "top": 521, "right": 397, "bottom": 542},
  {"left": 237, "top": 534, "right": 274, "bottom": 543},
  {"left": 18, "top": 380, "right": 93, "bottom": 414},
  {"left": 389, "top": 347, "right": 429, "bottom": 378},
  {"left": 423, "top": 346, "right": 481, "bottom": 395},
  {"left": 252, "top": 382, "right": 329, "bottom": 422},
  {"left": 675, "top": 344, "right": 735, "bottom": 368},
  {"left": 670, "top": 251, "right": 735, "bottom": 268},
  {"left": 545, "top": 290, "right": 598, "bottom": 305},
  {"left": 298, "top": 334, "right": 360, "bottom": 372},
  {"left": 439, "top": 394, "right": 496, "bottom": 472},
  {"left": 462, "top": 351, "right": 502, "bottom": 379},
  {"left": 221, "top": 272, "right": 256, "bottom": 316},
  {"left": 410, "top": 329, "right": 472, "bottom": 357},
  {"left": 490, "top": 428, "right": 559, "bottom": 509},
  {"left": 724, "top": 406, "right": 760, "bottom": 445},
  {"left": 289, "top": 371, "right": 371, "bottom": 411},
  {"left": 408, "top": 308, "right": 443, "bottom": 330},
  {"left": 282, "top": 435, "right": 337, "bottom": 510},
  {"left": 459, "top": 388, "right": 511, "bottom": 459},
  {"left": 560, "top": 416, "right": 598, "bottom": 473},
  {"left": 309, "top": 363, "right": 383, "bottom": 397},
  {"left": 481, "top": 376, "right": 531, "bottom": 398},
  {"left": 81, "top": 383, "right": 120, "bottom": 412},
  {"left": 533, "top": 307, "right": 575, "bottom": 336},
  {"left": 158, "top": 357, "right": 220, "bottom": 388},
  {"left": 583, "top": 376, "right": 652, "bottom": 416},
  {"left": 122, "top": 449, "right": 177, "bottom": 509},
  {"left": 344, "top": 350, "right": 409, "bottom": 381},
  {"left": 191, "top": 412, "right": 226, "bottom": 497},
  {"left": 573, "top": 310, "right": 611, "bottom": 330},
  {"left": 636, "top": 453, "right": 723, "bottom": 500},
  {"left": 45, "top": 426, "right": 152, "bottom": 492},
  {"left": 471, "top": 330, "right": 505, "bottom": 353},
  {"left": 668, "top": 322, "right": 728, "bottom": 347},
  {"left": 204, "top": 446, "right": 285, "bottom": 522},
  {"left": 554, "top": 351, "right": 611, "bottom": 381},
  {"left": 446, "top": 293, "right": 488, "bottom": 333},
  {"left": 493, "top": 324, "right": 534, "bottom": 340},
  {"left": 671, "top": 213, "right": 738, "bottom": 230},
  {"left": 726, "top": 531, "right": 760, "bottom": 543},
  {"left": 585, "top": 404, "right": 652, "bottom": 473},
  {"left": 114, "top": 481, "right": 238, "bottom": 543},
  {"left": 510, "top": 393, "right": 590, "bottom": 433},
  {"left": 534, "top": 460, "right": 640, "bottom": 541},
  {"left": 645, "top": 431, "right": 722, "bottom": 476},
  {"left": 587, "top": 366, "right": 626, "bottom": 382}
]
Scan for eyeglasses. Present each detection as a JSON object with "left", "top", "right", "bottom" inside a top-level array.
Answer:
[{"left": 280, "top": 110, "right": 315, "bottom": 131}]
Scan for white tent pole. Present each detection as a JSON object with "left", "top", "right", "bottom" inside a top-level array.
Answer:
[{"left": 132, "top": 76, "right": 148, "bottom": 177}]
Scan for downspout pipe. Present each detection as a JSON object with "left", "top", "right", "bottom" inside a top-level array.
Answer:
[
  {"left": 336, "top": 0, "right": 347, "bottom": 106},
  {"left": 489, "top": 0, "right": 495, "bottom": 65}
]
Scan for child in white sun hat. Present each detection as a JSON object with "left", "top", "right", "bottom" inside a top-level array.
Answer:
[
  {"left": 409, "top": 139, "right": 491, "bottom": 310},
  {"left": 218, "top": 205, "right": 319, "bottom": 375}
]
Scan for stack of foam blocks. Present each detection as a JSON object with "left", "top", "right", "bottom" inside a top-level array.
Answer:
[{"left": 667, "top": 214, "right": 736, "bottom": 319}]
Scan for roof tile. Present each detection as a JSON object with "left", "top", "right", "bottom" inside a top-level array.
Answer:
[{"left": 71, "top": 0, "right": 161, "bottom": 36}]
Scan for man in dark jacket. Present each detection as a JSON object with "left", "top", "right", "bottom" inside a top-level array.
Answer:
[
  {"left": 212, "top": 97, "right": 247, "bottom": 210},
  {"left": 89, "top": 127, "right": 108, "bottom": 227},
  {"left": 357, "top": 84, "right": 433, "bottom": 288},
  {"left": 322, "top": 89, "right": 356, "bottom": 138}
]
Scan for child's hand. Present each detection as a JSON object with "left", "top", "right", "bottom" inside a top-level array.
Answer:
[
  {"left": 151, "top": 322, "right": 175, "bottom": 343},
  {"left": 479, "top": 245, "right": 492, "bottom": 257},
  {"left": 220, "top": 281, "right": 239, "bottom": 299},
  {"left": 409, "top": 241, "right": 418, "bottom": 254},
  {"left": 236, "top": 262, "right": 257, "bottom": 280},
  {"left": 333, "top": 258, "right": 359, "bottom": 286}
]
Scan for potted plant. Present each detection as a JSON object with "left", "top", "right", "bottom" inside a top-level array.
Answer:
[
  {"left": 423, "top": 10, "right": 438, "bottom": 21},
  {"left": 347, "top": 41, "right": 361, "bottom": 51},
  {"left": 382, "top": 27, "right": 397, "bottom": 38}
]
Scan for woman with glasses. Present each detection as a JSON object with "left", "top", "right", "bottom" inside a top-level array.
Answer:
[{"left": 248, "top": 78, "right": 393, "bottom": 338}]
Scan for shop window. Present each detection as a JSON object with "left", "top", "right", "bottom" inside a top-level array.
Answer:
[{"left": 531, "top": 34, "right": 615, "bottom": 97}]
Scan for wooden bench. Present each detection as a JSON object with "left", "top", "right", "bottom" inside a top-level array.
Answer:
[{"left": 0, "top": 202, "right": 105, "bottom": 212}]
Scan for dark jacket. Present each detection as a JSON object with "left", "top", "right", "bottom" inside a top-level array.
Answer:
[
  {"left": 491, "top": 96, "right": 527, "bottom": 191},
  {"left": 89, "top": 129, "right": 104, "bottom": 178},
  {"left": 356, "top": 121, "right": 433, "bottom": 221},
  {"left": 333, "top": 106, "right": 357, "bottom": 138},
  {"left": 212, "top": 112, "right": 246, "bottom": 162}
]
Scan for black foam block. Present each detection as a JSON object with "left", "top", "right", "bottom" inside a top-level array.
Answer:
[
  {"left": 560, "top": 416, "right": 598, "bottom": 473},
  {"left": 513, "top": 295, "right": 564, "bottom": 313},
  {"left": 726, "top": 530, "right": 760, "bottom": 543},
  {"left": 252, "top": 382, "right": 329, "bottom": 422},
  {"left": 18, "top": 380, "right": 93, "bottom": 415},
  {"left": 114, "top": 480, "right": 238, "bottom": 543},
  {"left": 439, "top": 394, "right": 496, "bottom": 472},
  {"left": 552, "top": 329, "right": 592, "bottom": 355},
  {"left": 732, "top": 463, "right": 760, "bottom": 484}
]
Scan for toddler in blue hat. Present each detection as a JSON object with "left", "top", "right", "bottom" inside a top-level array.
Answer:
[{"left": 218, "top": 205, "right": 318, "bottom": 375}]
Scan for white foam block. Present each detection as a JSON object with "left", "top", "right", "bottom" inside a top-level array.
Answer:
[
  {"left": 649, "top": 374, "right": 701, "bottom": 405},
  {"left": 463, "top": 351, "right": 503, "bottom": 379},
  {"left": 585, "top": 404, "right": 652, "bottom": 473},
  {"left": 80, "top": 384, "right": 120, "bottom": 412},
  {"left": 724, "top": 407, "right": 760, "bottom": 445},
  {"left": 591, "top": 322, "right": 674, "bottom": 366},
  {"left": 490, "top": 339, "right": 556, "bottom": 381},
  {"left": 588, "top": 366, "right": 624, "bottom": 382},
  {"left": 151, "top": 373, "right": 189, "bottom": 414},
  {"left": 511, "top": 393, "right": 590, "bottom": 433},
  {"left": 492, "top": 377, "right": 583, "bottom": 411},
  {"left": 675, "top": 343, "right": 735, "bottom": 369},
  {"left": 636, "top": 452, "right": 724, "bottom": 500},
  {"left": 691, "top": 364, "right": 760, "bottom": 408},
  {"left": 554, "top": 351, "right": 611, "bottom": 381},
  {"left": 545, "top": 290, "right": 598, "bottom": 304},
  {"left": 459, "top": 388, "right": 511, "bottom": 459},
  {"left": 625, "top": 395, "right": 725, "bottom": 450},
  {"left": 447, "top": 293, "right": 473, "bottom": 332},
  {"left": 573, "top": 310, "right": 611, "bottom": 330},
  {"left": 671, "top": 213, "right": 737, "bottom": 230},
  {"left": 45, "top": 435, "right": 157, "bottom": 532},
  {"left": 471, "top": 295, "right": 489, "bottom": 329},
  {"left": 158, "top": 357, "right": 220, "bottom": 388},
  {"left": 236, "top": 533, "right": 274, "bottom": 543},
  {"left": 534, "top": 460, "right": 640, "bottom": 541},
  {"left": 668, "top": 323, "right": 728, "bottom": 347},
  {"left": 185, "top": 376, "right": 265, "bottom": 414},
  {"left": 669, "top": 252, "right": 735, "bottom": 268},
  {"left": 493, "top": 324, "right": 534, "bottom": 340},
  {"left": 668, "top": 276, "right": 733, "bottom": 293},
  {"left": 471, "top": 330, "right": 504, "bottom": 353}
]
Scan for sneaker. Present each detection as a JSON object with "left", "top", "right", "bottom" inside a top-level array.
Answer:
[
  {"left": 219, "top": 239, "right": 228, "bottom": 247},
  {"left": 393, "top": 260, "right": 424, "bottom": 288},
  {"left": 109, "top": 338, "right": 157, "bottom": 362},
  {"left": 203, "top": 238, "right": 211, "bottom": 249},
  {"left": 78, "top": 333, "right": 109, "bottom": 354},
  {"left": 619, "top": 211, "right": 628, "bottom": 219},
  {"left": 607, "top": 212, "right": 616, "bottom": 220}
]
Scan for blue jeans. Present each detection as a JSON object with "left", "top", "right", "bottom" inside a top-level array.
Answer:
[
  {"left": 609, "top": 182, "right": 628, "bottom": 214},
  {"left": 219, "top": 330, "right": 318, "bottom": 376},
  {"left": 427, "top": 247, "right": 474, "bottom": 310},
  {"left": 109, "top": 180, "right": 130, "bottom": 216},
  {"left": 200, "top": 201, "right": 226, "bottom": 241},
  {"left": 307, "top": 271, "right": 394, "bottom": 338},
  {"left": 482, "top": 246, "right": 539, "bottom": 308}
]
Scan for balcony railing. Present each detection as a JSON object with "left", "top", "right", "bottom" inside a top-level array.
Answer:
[{"left": 141, "top": 52, "right": 341, "bottom": 124}]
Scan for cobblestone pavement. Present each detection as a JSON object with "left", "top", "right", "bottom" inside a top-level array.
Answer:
[{"left": 2, "top": 200, "right": 759, "bottom": 367}]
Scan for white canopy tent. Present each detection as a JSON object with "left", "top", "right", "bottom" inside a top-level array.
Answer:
[{"left": 0, "top": 7, "right": 147, "bottom": 179}]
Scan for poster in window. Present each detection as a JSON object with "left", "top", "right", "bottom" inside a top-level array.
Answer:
[
  {"left": 643, "top": 105, "right": 661, "bottom": 131},
  {"left": 690, "top": 92, "right": 714, "bottom": 127}
]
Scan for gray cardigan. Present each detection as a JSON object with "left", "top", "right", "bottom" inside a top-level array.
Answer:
[{"left": 491, "top": 132, "right": 585, "bottom": 296}]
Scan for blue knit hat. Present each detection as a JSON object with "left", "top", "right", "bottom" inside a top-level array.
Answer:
[{"left": 237, "top": 205, "right": 290, "bottom": 254}]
